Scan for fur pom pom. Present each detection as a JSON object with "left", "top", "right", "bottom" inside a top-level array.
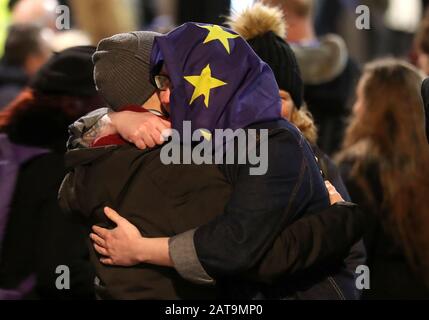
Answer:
[{"left": 227, "top": 3, "right": 286, "bottom": 40}]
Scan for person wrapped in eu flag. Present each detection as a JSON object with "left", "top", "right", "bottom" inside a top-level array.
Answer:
[
  {"left": 74, "top": 23, "right": 362, "bottom": 299},
  {"left": 143, "top": 23, "right": 358, "bottom": 299},
  {"left": 150, "top": 22, "right": 282, "bottom": 138}
]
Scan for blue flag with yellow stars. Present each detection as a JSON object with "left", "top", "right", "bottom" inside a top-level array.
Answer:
[{"left": 150, "top": 22, "right": 282, "bottom": 139}]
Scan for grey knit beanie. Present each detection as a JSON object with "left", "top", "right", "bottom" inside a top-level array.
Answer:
[{"left": 92, "top": 31, "right": 161, "bottom": 110}]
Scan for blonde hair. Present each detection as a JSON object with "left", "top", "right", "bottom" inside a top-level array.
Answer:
[
  {"left": 70, "top": 0, "right": 138, "bottom": 44},
  {"left": 337, "top": 58, "right": 429, "bottom": 283},
  {"left": 290, "top": 105, "right": 318, "bottom": 145}
]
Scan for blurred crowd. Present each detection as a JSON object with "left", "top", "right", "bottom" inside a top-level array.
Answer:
[{"left": 0, "top": 0, "right": 429, "bottom": 300}]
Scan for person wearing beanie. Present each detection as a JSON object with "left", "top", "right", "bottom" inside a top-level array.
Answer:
[
  {"left": 226, "top": 3, "right": 352, "bottom": 204},
  {"left": 30, "top": 45, "right": 98, "bottom": 97},
  {"left": 93, "top": 31, "right": 159, "bottom": 109},
  {"left": 0, "top": 46, "right": 101, "bottom": 299},
  {"left": 62, "top": 24, "right": 368, "bottom": 300},
  {"left": 226, "top": 1, "right": 365, "bottom": 298},
  {"left": 262, "top": 0, "right": 360, "bottom": 156},
  {"left": 67, "top": 31, "right": 170, "bottom": 150}
]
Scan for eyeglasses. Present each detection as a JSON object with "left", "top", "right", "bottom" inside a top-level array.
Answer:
[{"left": 154, "top": 75, "right": 171, "bottom": 91}]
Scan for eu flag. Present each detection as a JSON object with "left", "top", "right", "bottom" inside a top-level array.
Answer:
[{"left": 150, "top": 22, "right": 282, "bottom": 138}]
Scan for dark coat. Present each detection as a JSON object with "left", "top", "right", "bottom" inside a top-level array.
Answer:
[
  {"left": 291, "top": 35, "right": 361, "bottom": 155},
  {"left": 312, "top": 144, "right": 366, "bottom": 298},
  {"left": 0, "top": 150, "right": 95, "bottom": 299},
  {"left": 194, "top": 120, "right": 364, "bottom": 300},
  {"left": 304, "top": 57, "right": 360, "bottom": 155},
  {"left": 339, "top": 157, "right": 429, "bottom": 299},
  {"left": 59, "top": 144, "right": 231, "bottom": 299},
  {"left": 59, "top": 120, "right": 366, "bottom": 300},
  {"left": 312, "top": 145, "right": 350, "bottom": 201}
]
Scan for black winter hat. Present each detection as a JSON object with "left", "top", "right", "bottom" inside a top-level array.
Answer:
[
  {"left": 30, "top": 45, "right": 98, "bottom": 97},
  {"left": 227, "top": 3, "right": 304, "bottom": 108},
  {"left": 247, "top": 32, "right": 304, "bottom": 108}
]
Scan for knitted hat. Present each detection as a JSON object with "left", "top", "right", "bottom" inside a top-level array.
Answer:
[
  {"left": 92, "top": 31, "right": 161, "bottom": 110},
  {"left": 30, "top": 45, "right": 97, "bottom": 97},
  {"left": 227, "top": 3, "right": 304, "bottom": 108}
]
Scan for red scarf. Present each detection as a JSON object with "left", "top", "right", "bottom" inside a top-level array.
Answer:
[{"left": 91, "top": 106, "right": 166, "bottom": 147}]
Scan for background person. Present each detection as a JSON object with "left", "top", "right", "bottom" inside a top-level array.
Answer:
[
  {"left": 336, "top": 59, "right": 429, "bottom": 299},
  {"left": 262, "top": 0, "right": 360, "bottom": 155},
  {"left": 0, "top": 24, "right": 52, "bottom": 109},
  {"left": 0, "top": 46, "right": 99, "bottom": 299},
  {"left": 226, "top": 4, "right": 366, "bottom": 290}
]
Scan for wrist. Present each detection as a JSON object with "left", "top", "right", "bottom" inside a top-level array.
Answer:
[
  {"left": 136, "top": 236, "right": 150, "bottom": 263},
  {"left": 136, "top": 237, "right": 172, "bottom": 266},
  {"left": 104, "top": 112, "right": 120, "bottom": 135}
]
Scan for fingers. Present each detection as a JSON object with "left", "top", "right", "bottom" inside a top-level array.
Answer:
[
  {"left": 91, "top": 234, "right": 114, "bottom": 265},
  {"left": 130, "top": 127, "right": 160, "bottom": 149},
  {"left": 160, "top": 128, "right": 173, "bottom": 141},
  {"left": 141, "top": 118, "right": 170, "bottom": 147},
  {"left": 141, "top": 117, "right": 170, "bottom": 145},
  {"left": 154, "top": 117, "right": 171, "bottom": 130},
  {"left": 90, "top": 233, "right": 106, "bottom": 247},
  {"left": 126, "top": 116, "right": 171, "bottom": 149},
  {"left": 151, "top": 128, "right": 165, "bottom": 145},
  {"left": 148, "top": 123, "right": 167, "bottom": 144},
  {"left": 92, "top": 225, "right": 109, "bottom": 238},
  {"left": 115, "top": 111, "right": 172, "bottom": 149},
  {"left": 159, "top": 118, "right": 171, "bottom": 128},
  {"left": 324, "top": 180, "right": 344, "bottom": 204},
  {"left": 325, "top": 181, "right": 336, "bottom": 194},
  {"left": 140, "top": 130, "right": 156, "bottom": 148},
  {"left": 94, "top": 243, "right": 108, "bottom": 256},
  {"left": 103, "top": 207, "right": 124, "bottom": 225},
  {"left": 134, "top": 138, "right": 147, "bottom": 150},
  {"left": 100, "top": 258, "right": 114, "bottom": 265}
]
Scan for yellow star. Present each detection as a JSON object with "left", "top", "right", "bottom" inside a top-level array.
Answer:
[
  {"left": 199, "top": 129, "right": 212, "bottom": 141},
  {"left": 184, "top": 64, "right": 227, "bottom": 108},
  {"left": 198, "top": 24, "right": 239, "bottom": 54}
]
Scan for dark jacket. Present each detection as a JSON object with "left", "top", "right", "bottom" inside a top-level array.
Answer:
[
  {"left": 339, "top": 157, "right": 429, "bottom": 299},
  {"left": 0, "top": 138, "right": 95, "bottom": 299},
  {"left": 59, "top": 144, "right": 231, "bottom": 299},
  {"left": 0, "top": 98, "right": 96, "bottom": 299},
  {"left": 183, "top": 120, "right": 363, "bottom": 299},
  {"left": 60, "top": 122, "right": 366, "bottom": 300},
  {"left": 312, "top": 144, "right": 366, "bottom": 298},
  {"left": 291, "top": 36, "right": 360, "bottom": 155},
  {"left": 312, "top": 145, "right": 350, "bottom": 201}
]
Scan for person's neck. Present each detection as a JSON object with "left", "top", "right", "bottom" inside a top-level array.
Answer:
[{"left": 287, "top": 19, "right": 316, "bottom": 44}]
